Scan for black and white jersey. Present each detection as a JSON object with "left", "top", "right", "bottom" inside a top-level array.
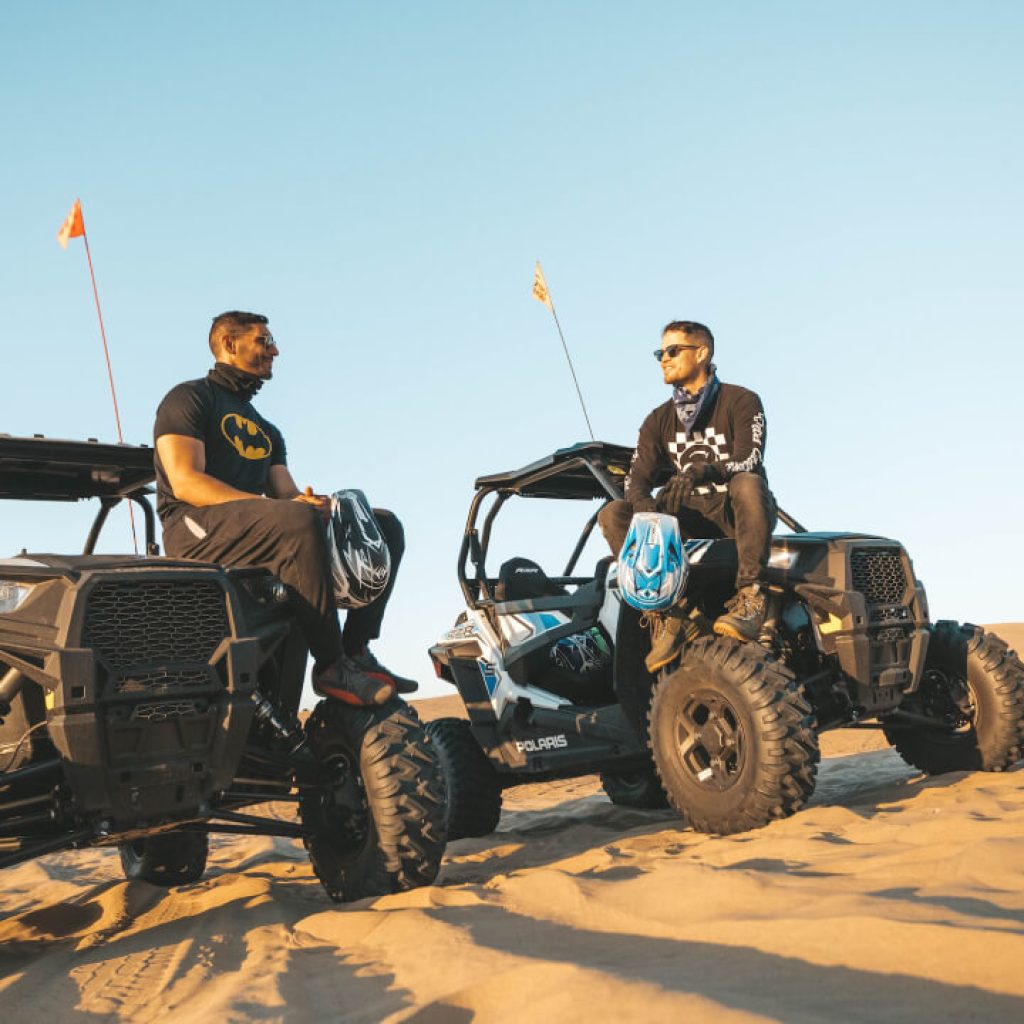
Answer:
[{"left": 624, "top": 383, "right": 768, "bottom": 503}]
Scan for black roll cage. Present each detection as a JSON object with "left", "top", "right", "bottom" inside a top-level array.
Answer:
[
  {"left": 457, "top": 440, "right": 807, "bottom": 612},
  {"left": 0, "top": 434, "right": 161, "bottom": 556},
  {"left": 84, "top": 491, "right": 161, "bottom": 556},
  {"left": 458, "top": 443, "right": 630, "bottom": 610}
]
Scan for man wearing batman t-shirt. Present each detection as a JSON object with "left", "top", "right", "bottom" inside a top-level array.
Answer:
[
  {"left": 598, "top": 320, "right": 777, "bottom": 672},
  {"left": 153, "top": 310, "right": 416, "bottom": 706}
]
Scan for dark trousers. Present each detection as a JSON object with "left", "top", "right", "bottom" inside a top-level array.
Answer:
[
  {"left": 598, "top": 472, "right": 776, "bottom": 590},
  {"left": 162, "top": 499, "right": 404, "bottom": 665}
]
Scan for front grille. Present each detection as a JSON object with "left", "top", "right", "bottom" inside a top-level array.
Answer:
[
  {"left": 84, "top": 580, "right": 229, "bottom": 670},
  {"left": 850, "top": 548, "right": 908, "bottom": 606},
  {"left": 113, "top": 668, "right": 213, "bottom": 694},
  {"left": 131, "top": 700, "right": 202, "bottom": 722},
  {"left": 872, "top": 625, "right": 910, "bottom": 645},
  {"left": 869, "top": 605, "right": 909, "bottom": 623}
]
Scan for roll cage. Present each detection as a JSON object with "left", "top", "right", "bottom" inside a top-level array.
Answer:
[
  {"left": 457, "top": 439, "right": 808, "bottom": 614},
  {"left": 0, "top": 434, "right": 160, "bottom": 555},
  {"left": 457, "top": 441, "right": 638, "bottom": 610}
]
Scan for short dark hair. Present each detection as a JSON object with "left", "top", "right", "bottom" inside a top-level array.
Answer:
[
  {"left": 662, "top": 320, "right": 714, "bottom": 357},
  {"left": 209, "top": 310, "right": 269, "bottom": 356}
]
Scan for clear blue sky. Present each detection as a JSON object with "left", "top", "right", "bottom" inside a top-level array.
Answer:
[{"left": 2, "top": 2, "right": 1022, "bottom": 701}]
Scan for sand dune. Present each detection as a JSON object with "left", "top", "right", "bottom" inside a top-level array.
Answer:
[{"left": 1, "top": 625, "right": 1022, "bottom": 1021}]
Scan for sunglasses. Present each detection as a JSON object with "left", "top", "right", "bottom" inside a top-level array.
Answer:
[
  {"left": 653, "top": 343, "right": 701, "bottom": 361},
  {"left": 254, "top": 333, "right": 277, "bottom": 351}
]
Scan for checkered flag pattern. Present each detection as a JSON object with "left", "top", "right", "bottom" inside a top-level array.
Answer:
[{"left": 667, "top": 428, "right": 730, "bottom": 494}]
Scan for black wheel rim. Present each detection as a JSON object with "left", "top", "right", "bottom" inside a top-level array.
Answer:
[
  {"left": 310, "top": 750, "right": 372, "bottom": 862},
  {"left": 673, "top": 688, "right": 747, "bottom": 791},
  {"left": 918, "top": 668, "right": 976, "bottom": 743}
]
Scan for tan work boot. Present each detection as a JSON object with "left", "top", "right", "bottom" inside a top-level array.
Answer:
[
  {"left": 713, "top": 584, "right": 768, "bottom": 642},
  {"left": 644, "top": 604, "right": 711, "bottom": 673}
]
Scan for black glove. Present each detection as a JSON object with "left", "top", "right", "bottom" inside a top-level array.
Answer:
[
  {"left": 658, "top": 462, "right": 722, "bottom": 513},
  {"left": 631, "top": 496, "right": 657, "bottom": 514}
]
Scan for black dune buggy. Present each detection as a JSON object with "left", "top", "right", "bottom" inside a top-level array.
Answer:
[
  {"left": 0, "top": 435, "right": 446, "bottom": 901},
  {"left": 427, "top": 441, "right": 1024, "bottom": 838}
]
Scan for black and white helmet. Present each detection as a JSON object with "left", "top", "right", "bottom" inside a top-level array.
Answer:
[{"left": 324, "top": 489, "right": 391, "bottom": 608}]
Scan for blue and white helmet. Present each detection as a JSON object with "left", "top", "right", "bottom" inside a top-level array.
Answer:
[
  {"left": 617, "top": 512, "right": 687, "bottom": 612},
  {"left": 325, "top": 489, "right": 391, "bottom": 609}
]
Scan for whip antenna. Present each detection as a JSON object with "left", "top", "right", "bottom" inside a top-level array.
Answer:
[
  {"left": 58, "top": 198, "right": 139, "bottom": 554},
  {"left": 532, "top": 261, "right": 595, "bottom": 441}
]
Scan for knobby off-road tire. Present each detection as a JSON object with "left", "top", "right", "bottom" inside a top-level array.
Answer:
[
  {"left": 119, "top": 831, "right": 209, "bottom": 886},
  {"left": 299, "top": 699, "right": 447, "bottom": 902},
  {"left": 599, "top": 766, "right": 670, "bottom": 809},
  {"left": 882, "top": 621, "right": 1024, "bottom": 774},
  {"left": 425, "top": 717, "right": 502, "bottom": 840},
  {"left": 649, "top": 635, "right": 819, "bottom": 835}
]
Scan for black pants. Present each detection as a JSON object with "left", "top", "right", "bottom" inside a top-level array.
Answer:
[
  {"left": 162, "top": 499, "right": 404, "bottom": 665},
  {"left": 598, "top": 472, "right": 776, "bottom": 590}
]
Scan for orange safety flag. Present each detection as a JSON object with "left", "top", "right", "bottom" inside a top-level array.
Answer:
[
  {"left": 57, "top": 198, "right": 85, "bottom": 249},
  {"left": 532, "top": 260, "right": 553, "bottom": 310}
]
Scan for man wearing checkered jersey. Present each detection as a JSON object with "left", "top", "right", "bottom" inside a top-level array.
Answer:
[{"left": 598, "top": 320, "right": 777, "bottom": 668}]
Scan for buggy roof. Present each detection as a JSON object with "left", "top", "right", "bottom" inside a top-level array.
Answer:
[
  {"left": 0, "top": 434, "right": 156, "bottom": 501},
  {"left": 473, "top": 441, "right": 636, "bottom": 499}
]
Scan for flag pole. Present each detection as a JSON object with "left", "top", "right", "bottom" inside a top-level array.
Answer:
[
  {"left": 533, "top": 262, "right": 595, "bottom": 441},
  {"left": 78, "top": 214, "right": 139, "bottom": 554},
  {"left": 547, "top": 296, "right": 595, "bottom": 441},
  {"left": 81, "top": 233, "right": 127, "bottom": 447}
]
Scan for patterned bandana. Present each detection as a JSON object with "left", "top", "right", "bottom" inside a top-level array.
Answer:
[
  {"left": 672, "top": 366, "right": 719, "bottom": 435},
  {"left": 208, "top": 362, "right": 264, "bottom": 399}
]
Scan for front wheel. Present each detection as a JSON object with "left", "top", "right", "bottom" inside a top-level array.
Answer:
[
  {"left": 882, "top": 622, "right": 1024, "bottom": 774},
  {"left": 649, "top": 636, "right": 819, "bottom": 835},
  {"left": 299, "top": 699, "right": 447, "bottom": 902},
  {"left": 119, "top": 830, "right": 209, "bottom": 886}
]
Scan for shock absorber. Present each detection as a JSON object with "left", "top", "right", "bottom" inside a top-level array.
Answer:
[
  {"left": 758, "top": 589, "right": 783, "bottom": 649},
  {"left": 248, "top": 689, "right": 307, "bottom": 755},
  {"left": 0, "top": 667, "right": 25, "bottom": 723}
]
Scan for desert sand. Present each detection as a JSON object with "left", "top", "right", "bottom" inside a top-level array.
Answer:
[{"left": 1, "top": 626, "right": 1023, "bottom": 1022}]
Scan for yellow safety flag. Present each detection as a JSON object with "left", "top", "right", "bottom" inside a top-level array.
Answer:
[{"left": 532, "top": 261, "right": 553, "bottom": 310}]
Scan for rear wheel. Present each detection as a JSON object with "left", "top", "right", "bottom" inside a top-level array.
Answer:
[
  {"left": 425, "top": 717, "right": 502, "bottom": 840},
  {"left": 119, "top": 830, "right": 209, "bottom": 886},
  {"left": 599, "top": 766, "right": 669, "bottom": 809},
  {"left": 883, "top": 622, "right": 1024, "bottom": 774},
  {"left": 299, "top": 699, "right": 446, "bottom": 902},
  {"left": 649, "top": 636, "right": 819, "bottom": 835}
]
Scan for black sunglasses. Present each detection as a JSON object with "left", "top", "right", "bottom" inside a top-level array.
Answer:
[{"left": 653, "top": 343, "right": 701, "bottom": 361}]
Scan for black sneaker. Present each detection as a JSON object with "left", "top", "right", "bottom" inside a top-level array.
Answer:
[
  {"left": 349, "top": 647, "right": 419, "bottom": 695},
  {"left": 713, "top": 584, "right": 768, "bottom": 642},
  {"left": 312, "top": 652, "right": 397, "bottom": 706}
]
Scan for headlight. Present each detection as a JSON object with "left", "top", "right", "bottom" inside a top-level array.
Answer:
[
  {"left": 0, "top": 581, "right": 35, "bottom": 615},
  {"left": 239, "top": 575, "right": 289, "bottom": 605}
]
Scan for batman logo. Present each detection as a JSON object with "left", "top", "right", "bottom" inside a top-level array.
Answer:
[{"left": 221, "top": 414, "right": 272, "bottom": 461}]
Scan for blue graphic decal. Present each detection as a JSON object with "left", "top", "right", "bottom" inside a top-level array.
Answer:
[
  {"left": 478, "top": 660, "right": 499, "bottom": 696},
  {"left": 521, "top": 611, "right": 565, "bottom": 634}
]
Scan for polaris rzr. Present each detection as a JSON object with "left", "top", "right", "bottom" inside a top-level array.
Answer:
[
  {"left": 0, "top": 435, "right": 446, "bottom": 901},
  {"left": 427, "top": 441, "right": 1024, "bottom": 838}
]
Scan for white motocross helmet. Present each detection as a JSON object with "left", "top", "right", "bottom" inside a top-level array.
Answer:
[{"left": 324, "top": 489, "right": 391, "bottom": 609}]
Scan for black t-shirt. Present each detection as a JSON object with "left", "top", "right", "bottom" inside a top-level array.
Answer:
[{"left": 153, "top": 377, "right": 287, "bottom": 522}]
